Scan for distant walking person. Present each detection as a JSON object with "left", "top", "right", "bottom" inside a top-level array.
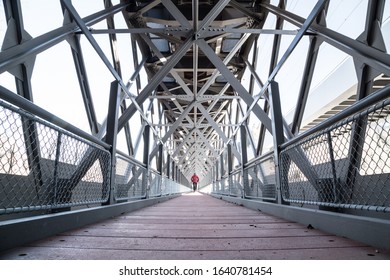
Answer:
[{"left": 191, "top": 173, "right": 199, "bottom": 192}]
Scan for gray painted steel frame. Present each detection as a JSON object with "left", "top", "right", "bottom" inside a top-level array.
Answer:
[{"left": 1, "top": 0, "right": 390, "bottom": 253}]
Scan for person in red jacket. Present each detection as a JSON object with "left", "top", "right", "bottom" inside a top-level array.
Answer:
[{"left": 191, "top": 173, "right": 199, "bottom": 192}]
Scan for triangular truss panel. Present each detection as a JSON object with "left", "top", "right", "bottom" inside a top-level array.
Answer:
[
  {"left": 0, "top": 0, "right": 389, "bottom": 191},
  {"left": 119, "top": 0, "right": 272, "bottom": 179}
]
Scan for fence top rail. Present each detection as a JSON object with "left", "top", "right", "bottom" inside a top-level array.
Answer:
[
  {"left": 116, "top": 150, "right": 147, "bottom": 168},
  {"left": 245, "top": 151, "right": 274, "bottom": 169},
  {"left": 116, "top": 150, "right": 161, "bottom": 176},
  {"left": 0, "top": 87, "right": 111, "bottom": 149},
  {"left": 281, "top": 85, "right": 390, "bottom": 150}
]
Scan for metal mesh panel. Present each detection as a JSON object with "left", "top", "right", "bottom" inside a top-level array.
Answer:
[
  {"left": 149, "top": 171, "right": 162, "bottom": 197},
  {"left": 219, "top": 177, "right": 230, "bottom": 195},
  {"left": 209, "top": 178, "right": 226, "bottom": 195},
  {"left": 207, "top": 172, "right": 244, "bottom": 197},
  {"left": 0, "top": 101, "right": 111, "bottom": 214},
  {"left": 243, "top": 154, "right": 277, "bottom": 201},
  {"left": 280, "top": 99, "right": 390, "bottom": 212},
  {"left": 229, "top": 171, "right": 243, "bottom": 197},
  {"left": 115, "top": 155, "right": 191, "bottom": 200},
  {"left": 115, "top": 155, "right": 147, "bottom": 200},
  {"left": 162, "top": 177, "right": 191, "bottom": 194}
]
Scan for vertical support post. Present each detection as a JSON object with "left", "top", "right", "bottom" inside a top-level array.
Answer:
[
  {"left": 172, "top": 161, "right": 176, "bottom": 181},
  {"left": 257, "top": 0, "right": 286, "bottom": 155},
  {"left": 240, "top": 125, "right": 248, "bottom": 198},
  {"left": 53, "top": 132, "right": 63, "bottom": 205},
  {"left": 157, "top": 143, "right": 163, "bottom": 195},
  {"left": 104, "top": 0, "right": 133, "bottom": 154},
  {"left": 227, "top": 143, "right": 233, "bottom": 196},
  {"left": 3, "top": 0, "right": 44, "bottom": 200},
  {"left": 220, "top": 152, "right": 228, "bottom": 195},
  {"left": 143, "top": 124, "right": 151, "bottom": 198},
  {"left": 227, "top": 143, "right": 233, "bottom": 175},
  {"left": 211, "top": 166, "right": 215, "bottom": 192},
  {"left": 268, "top": 81, "right": 286, "bottom": 204},
  {"left": 104, "top": 81, "right": 121, "bottom": 205},
  {"left": 327, "top": 132, "right": 338, "bottom": 203},
  {"left": 346, "top": 0, "right": 386, "bottom": 199},
  {"left": 216, "top": 158, "right": 220, "bottom": 192},
  {"left": 220, "top": 153, "right": 225, "bottom": 178},
  {"left": 167, "top": 154, "right": 171, "bottom": 179}
]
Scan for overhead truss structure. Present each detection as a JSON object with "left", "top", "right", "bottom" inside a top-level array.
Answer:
[{"left": 0, "top": 0, "right": 389, "bottom": 185}]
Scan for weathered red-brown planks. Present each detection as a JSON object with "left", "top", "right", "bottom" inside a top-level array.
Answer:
[{"left": 1, "top": 192, "right": 389, "bottom": 260}]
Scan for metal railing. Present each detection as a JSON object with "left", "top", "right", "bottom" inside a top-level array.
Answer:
[
  {"left": 202, "top": 169, "right": 244, "bottom": 197},
  {"left": 162, "top": 176, "right": 192, "bottom": 195},
  {"left": 243, "top": 152, "right": 277, "bottom": 201},
  {"left": 0, "top": 90, "right": 191, "bottom": 214},
  {"left": 202, "top": 154, "right": 277, "bottom": 201},
  {"left": 0, "top": 100, "right": 111, "bottom": 214},
  {"left": 115, "top": 152, "right": 191, "bottom": 201},
  {"left": 203, "top": 87, "right": 390, "bottom": 213},
  {"left": 280, "top": 93, "right": 390, "bottom": 212},
  {"left": 115, "top": 154, "right": 148, "bottom": 200}
]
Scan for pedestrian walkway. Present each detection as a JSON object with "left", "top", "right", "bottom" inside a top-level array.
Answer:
[{"left": 1, "top": 192, "right": 389, "bottom": 260}]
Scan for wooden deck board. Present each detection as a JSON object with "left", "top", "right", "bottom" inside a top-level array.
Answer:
[{"left": 1, "top": 192, "right": 389, "bottom": 260}]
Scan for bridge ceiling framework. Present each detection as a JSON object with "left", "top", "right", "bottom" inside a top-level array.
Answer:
[{"left": 0, "top": 0, "right": 390, "bottom": 210}]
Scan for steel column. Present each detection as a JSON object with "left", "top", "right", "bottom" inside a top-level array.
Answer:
[
  {"left": 346, "top": 0, "right": 387, "bottom": 201},
  {"left": 2, "top": 0, "right": 44, "bottom": 199},
  {"left": 261, "top": 1, "right": 390, "bottom": 76},
  {"left": 104, "top": 81, "right": 121, "bottom": 205},
  {"left": 268, "top": 81, "right": 286, "bottom": 204},
  {"left": 143, "top": 125, "right": 151, "bottom": 198}
]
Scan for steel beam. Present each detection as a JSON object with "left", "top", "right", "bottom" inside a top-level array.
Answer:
[
  {"left": 149, "top": 102, "right": 196, "bottom": 159},
  {"left": 104, "top": 0, "right": 133, "bottom": 154},
  {"left": 161, "top": 0, "right": 191, "bottom": 29},
  {"left": 0, "top": 2, "right": 128, "bottom": 74},
  {"left": 61, "top": 0, "right": 156, "bottom": 136},
  {"left": 2, "top": 0, "right": 44, "bottom": 198},
  {"left": 197, "top": 39, "right": 273, "bottom": 133},
  {"left": 257, "top": 0, "right": 285, "bottom": 155},
  {"left": 261, "top": 1, "right": 390, "bottom": 76},
  {"left": 346, "top": 0, "right": 387, "bottom": 201},
  {"left": 197, "top": 103, "right": 242, "bottom": 162},
  {"left": 104, "top": 81, "right": 121, "bottom": 205},
  {"left": 290, "top": 36, "right": 323, "bottom": 135},
  {"left": 117, "top": 35, "right": 193, "bottom": 132},
  {"left": 90, "top": 28, "right": 298, "bottom": 36}
]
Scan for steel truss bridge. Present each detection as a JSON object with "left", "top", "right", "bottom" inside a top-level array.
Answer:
[{"left": 0, "top": 0, "right": 390, "bottom": 258}]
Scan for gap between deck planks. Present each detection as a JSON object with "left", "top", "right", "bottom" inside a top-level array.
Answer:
[{"left": 1, "top": 192, "right": 390, "bottom": 260}]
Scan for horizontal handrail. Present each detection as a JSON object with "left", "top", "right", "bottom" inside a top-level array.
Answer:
[
  {"left": 245, "top": 151, "right": 274, "bottom": 169},
  {"left": 281, "top": 85, "right": 390, "bottom": 149},
  {"left": 116, "top": 150, "right": 146, "bottom": 168},
  {"left": 0, "top": 86, "right": 110, "bottom": 149}
]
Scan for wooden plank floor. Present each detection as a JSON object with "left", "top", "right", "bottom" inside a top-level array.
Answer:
[{"left": 1, "top": 192, "right": 389, "bottom": 260}]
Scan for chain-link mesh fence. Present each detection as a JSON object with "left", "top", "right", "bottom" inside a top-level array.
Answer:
[
  {"left": 229, "top": 170, "right": 244, "bottom": 197},
  {"left": 204, "top": 170, "right": 245, "bottom": 197},
  {"left": 149, "top": 170, "right": 162, "bottom": 197},
  {"left": 115, "top": 155, "right": 191, "bottom": 200},
  {"left": 280, "top": 98, "right": 390, "bottom": 212},
  {"left": 115, "top": 155, "right": 147, "bottom": 200},
  {"left": 243, "top": 153, "right": 277, "bottom": 201},
  {"left": 0, "top": 101, "right": 111, "bottom": 214},
  {"left": 215, "top": 177, "right": 229, "bottom": 195},
  {"left": 162, "top": 176, "right": 191, "bottom": 194}
]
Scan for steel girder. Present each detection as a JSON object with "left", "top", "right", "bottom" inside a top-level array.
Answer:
[{"left": 1, "top": 0, "right": 389, "bottom": 186}]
